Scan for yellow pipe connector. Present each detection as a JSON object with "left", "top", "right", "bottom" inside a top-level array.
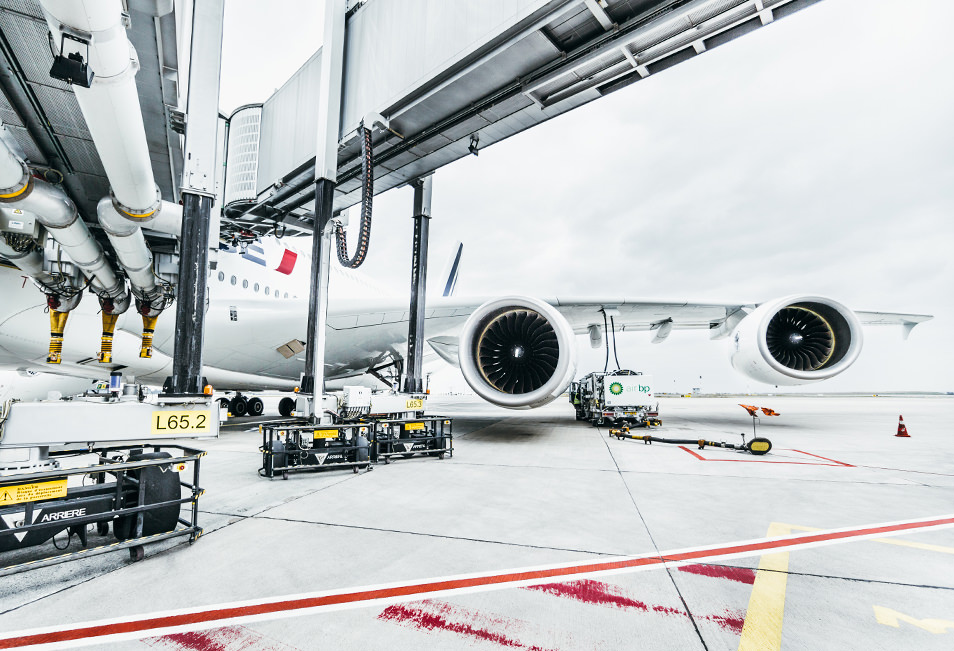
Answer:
[
  {"left": 139, "top": 314, "right": 159, "bottom": 358},
  {"left": 47, "top": 310, "right": 69, "bottom": 364},
  {"left": 98, "top": 312, "right": 120, "bottom": 363}
]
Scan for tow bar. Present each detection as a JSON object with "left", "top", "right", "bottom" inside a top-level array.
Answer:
[{"left": 609, "top": 427, "right": 773, "bottom": 456}]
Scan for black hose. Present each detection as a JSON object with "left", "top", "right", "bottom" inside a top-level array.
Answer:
[
  {"left": 610, "top": 315, "right": 622, "bottom": 370},
  {"left": 602, "top": 310, "right": 610, "bottom": 373},
  {"left": 335, "top": 125, "right": 373, "bottom": 268}
]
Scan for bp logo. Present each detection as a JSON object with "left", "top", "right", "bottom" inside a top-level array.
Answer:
[{"left": 609, "top": 382, "right": 623, "bottom": 395}]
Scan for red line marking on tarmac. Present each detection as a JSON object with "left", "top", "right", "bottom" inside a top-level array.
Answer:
[
  {"left": 143, "top": 625, "right": 297, "bottom": 651},
  {"left": 679, "top": 446, "right": 706, "bottom": 460},
  {"left": 378, "top": 601, "right": 556, "bottom": 651},
  {"left": 677, "top": 446, "right": 851, "bottom": 466},
  {"left": 523, "top": 579, "right": 745, "bottom": 634},
  {"left": 3, "top": 515, "right": 953, "bottom": 650},
  {"left": 677, "top": 563, "right": 757, "bottom": 584},
  {"left": 791, "top": 449, "right": 855, "bottom": 467},
  {"left": 525, "top": 579, "right": 682, "bottom": 616}
]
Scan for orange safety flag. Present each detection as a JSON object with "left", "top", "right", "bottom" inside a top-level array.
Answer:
[
  {"left": 761, "top": 407, "right": 780, "bottom": 416},
  {"left": 739, "top": 404, "right": 760, "bottom": 417}
]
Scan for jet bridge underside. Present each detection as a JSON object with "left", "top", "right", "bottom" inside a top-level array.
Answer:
[{"left": 228, "top": 0, "right": 822, "bottom": 236}]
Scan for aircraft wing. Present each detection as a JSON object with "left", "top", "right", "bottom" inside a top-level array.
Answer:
[{"left": 414, "top": 296, "right": 932, "bottom": 371}]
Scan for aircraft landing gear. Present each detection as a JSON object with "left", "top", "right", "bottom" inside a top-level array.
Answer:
[
  {"left": 247, "top": 397, "right": 264, "bottom": 416},
  {"left": 278, "top": 397, "right": 295, "bottom": 417},
  {"left": 229, "top": 395, "right": 248, "bottom": 416}
]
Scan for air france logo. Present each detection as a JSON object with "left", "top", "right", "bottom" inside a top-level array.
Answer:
[{"left": 609, "top": 382, "right": 623, "bottom": 395}]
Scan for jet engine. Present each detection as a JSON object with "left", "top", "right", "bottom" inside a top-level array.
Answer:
[
  {"left": 458, "top": 296, "right": 577, "bottom": 409},
  {"left": 730, "top": 295, "right": 863, "bottom": 385}
]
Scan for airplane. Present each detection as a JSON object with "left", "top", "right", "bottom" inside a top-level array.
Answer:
[{"left": 0, "top": 234, "right": 932, "bottom": 417}]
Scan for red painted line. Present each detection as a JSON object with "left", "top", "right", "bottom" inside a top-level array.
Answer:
[
  {"left": 379, "top": 601, "right": 556, "bottom": 651},
  {"left": 677, "top": 563, "right": 756, "bottom": 584},
  {"left": 3, "top": 515, "right": 953, "bottom": 649},
  {"left": 791, "top": 450, "right": 854, "bottom": 467},
  {"left": 679, "top": 445, "right": 706, "bottom": 460},
  {"left": 274, "top": 249, "right": 297, "bottom": 275},
  {"left": 678, "top": 446, "right": 850, "bottom": 467},
  {"left": 523, "top": 579, "right": 746, "bottom": 634}
]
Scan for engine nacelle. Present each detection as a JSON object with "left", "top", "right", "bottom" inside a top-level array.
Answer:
[
  {"left": 730, "top": 295, "right": 863, "bottom": 385},
  {"left": 458, "top": 296, "right": 577, "bottom": 409}
]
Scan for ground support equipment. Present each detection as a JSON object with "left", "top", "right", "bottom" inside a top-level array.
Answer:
[
  {"left": 260, "top": 421, "right": 373, "bottom": 478},
  {"left": 609, "top": 427, "right": 772, "bottom": 455},
  {"left": 373, "top": 416, "right": 453, "bottom": 463},
  {"left": 0, "top": 444, "right": 205, "bottom": 575},
  {"left": 570, "top": 371, "right": 659, "bottom": 427}
]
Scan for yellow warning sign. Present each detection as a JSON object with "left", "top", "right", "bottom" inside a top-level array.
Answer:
[
  {"left": 314, "top": 429, "right": 339, "bottom": 439},
  {"left": 405, "top": 422, "right": 425, "bottom": 431},
  {"left": 0, "top": 479, "right": 67, "bottom": 506}
]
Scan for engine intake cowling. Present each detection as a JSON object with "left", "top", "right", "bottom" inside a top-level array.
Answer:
[
  {"left": 730, "top": 295, "right": 863, "bottom": 385},
  {"left": 458, "top": 296, "right": 577, "bottom": 409}
]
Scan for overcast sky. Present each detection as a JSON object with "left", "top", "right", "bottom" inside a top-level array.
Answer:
[{"left": 219, "top": 0, "right": 953, "bottom": 393}]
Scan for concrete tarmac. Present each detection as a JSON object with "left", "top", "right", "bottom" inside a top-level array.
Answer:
[{"left": 1, "top": 395, "right": 953, "bottom": 650}]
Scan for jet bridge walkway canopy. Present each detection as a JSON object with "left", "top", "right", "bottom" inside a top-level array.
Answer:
[{"left": 225, "top": 0, "right": 821, "bottom": 238}]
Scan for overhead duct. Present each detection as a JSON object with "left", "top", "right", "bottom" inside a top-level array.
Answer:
[
  {"left": 0, "top": 126, "right": 131, "bottom": 363},
  {"left": 39, "top": 0, "right": 182, "bottom": 354}
]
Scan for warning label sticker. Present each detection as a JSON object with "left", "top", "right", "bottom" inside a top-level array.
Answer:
[
  {"left": 0, "top": 479, "right": 67, "bottom": 506},
  {"left": 314, "top": 429, "right": 338, "bottom": 439},
  {"left": 404, "top": 423, "right": 425, "bottom": 431}
]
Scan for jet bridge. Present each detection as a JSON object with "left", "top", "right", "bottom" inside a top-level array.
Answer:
[{"left": 223, "top": 0, "right": 822, "bottom": 237}]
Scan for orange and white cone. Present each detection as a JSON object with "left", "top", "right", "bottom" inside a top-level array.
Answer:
[{"left": 895, "top": 415, "right": 910, "bottom": 438}]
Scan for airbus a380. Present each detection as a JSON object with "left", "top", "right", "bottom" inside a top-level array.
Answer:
[{"left": 0, "top": 235, "right": 932, "bottom": 414}]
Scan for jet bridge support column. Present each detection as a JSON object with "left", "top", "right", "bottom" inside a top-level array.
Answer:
[
  {"left": 403, "top": 175, "right": 433, "bottom": 393},
  {"left": 301, "top": 0, "right": 346, "bottom": 422},
  {"left": 168, "top": 0, "right": 225, "bottom": 395}
]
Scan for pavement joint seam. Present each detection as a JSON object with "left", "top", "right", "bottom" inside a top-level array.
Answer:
[
  {"left": 727, "top": 565, "right": 954, "bottom": 591},
  {"left": 240, "top": 513, "right": 624, "bottom": 557},
  {"left": 597, "top": 425, "right": 711, "bottom": 651}
]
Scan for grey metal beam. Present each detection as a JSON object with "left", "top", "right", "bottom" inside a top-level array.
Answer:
[
  {"left": 168, "top": 0, "right": 225, "bottom": 395},
  {"left": 301, "top": 0, "right": 347, "bottom": 420},
  {"left": 403, "top": 175, "right": 432, "bottom": 394}
]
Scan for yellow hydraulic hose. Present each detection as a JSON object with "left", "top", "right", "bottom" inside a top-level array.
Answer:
[
  {"left": 47, "top": 310, "right": 69, "bottom": 364},
  {"left": 99, "top": 312, "right": 120, "bottom": 363},
  {"left": 139, "top": 314, "right": 159, "bottom": 358}
]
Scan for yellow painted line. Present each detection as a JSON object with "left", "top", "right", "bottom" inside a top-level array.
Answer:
[
  {"left": 737, "top": 521, "right": 954, "bottom": 650},
  {"left": 869, "top": 538, "right": 954, "bottom": 554},
  {"left": 738, "top": 523, "right": 792, "bottom": 651},
  {"left": 777, "top": 522, "right": 954, "bottom": 554},
  {"left": 873, "top": 606, "right": 954, "bottom": 634}
]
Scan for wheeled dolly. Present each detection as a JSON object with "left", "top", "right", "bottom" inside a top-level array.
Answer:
[
  {"left": 373, "top": 417, "right": 453, "bottom": 463},
  {"left": 260, "top": 422, "right": 373, "bottom": 478},
  {"left": 0, "top": 444, "right": 206, "bottom": 575}
]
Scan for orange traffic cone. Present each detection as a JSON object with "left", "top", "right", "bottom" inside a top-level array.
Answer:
[{"left": 895, "top": 415, "right": 910, "bottom": 438}]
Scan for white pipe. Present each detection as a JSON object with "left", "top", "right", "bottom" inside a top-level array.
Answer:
[
  {"left": 0, "top": 136, "right": 126, "bottom": 302},
  {"left": 40, "top": 0, "right": 160, "bottom": 216},
  {"left": 96, "top": 197, "right": 157, "bottom": 299}
]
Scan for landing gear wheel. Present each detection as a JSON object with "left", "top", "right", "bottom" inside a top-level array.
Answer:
[
  {"left": 278, "top": 397, "right": 295, "bottom": 418},
  {"left": 230, "top": 396, "right": 248, "bottom": 417},
  {"left": 129, "top": 545, "right": 144, "bottom": 562},
  {"left": 247, "top": 397, "right": 264, "bottom": 416}
]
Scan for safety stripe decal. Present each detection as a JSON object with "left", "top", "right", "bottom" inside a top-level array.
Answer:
[{"left": 1, "top": 514, "right": 952, "bottom": 649}]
